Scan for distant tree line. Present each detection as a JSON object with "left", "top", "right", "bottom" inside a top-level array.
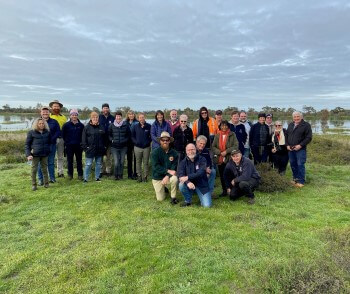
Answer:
[{"left": 1, "top": 103, "right": 349, "bottom": 120}]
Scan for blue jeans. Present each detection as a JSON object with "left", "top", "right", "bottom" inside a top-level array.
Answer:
[
  {"left": 243, "top": 147, "right": 251, "bottom": 158},
  {"left": 84, "top": 156, "right": 102, "bottom": 181},
  {"left": 179, "top": 183, "right": 212, "bottom": 207},
  {"left": 38, "top": 144, "right": 56, "bottom": 181},
  {"left": 111, "top": 147, "right": 127, "bottom": 177},
  {"left": 289, "top": 149, "right": 306, "bottom": 184},
  {"left": 208, "top": 167, "right": 216, "bottom": 194}
]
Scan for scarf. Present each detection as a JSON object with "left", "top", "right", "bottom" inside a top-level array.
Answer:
[
  {"left": 218, "top": 130, "right": 230, "bottom": 164},
  {"left": 114, "top": 120, "right": 123, "bottom": 127},
  {"left": 272, "top": 129, "right": 286, "bottom": 146}
]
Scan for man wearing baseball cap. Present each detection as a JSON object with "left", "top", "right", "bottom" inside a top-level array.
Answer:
[
  {"left": 49, "top": 100, "right": 67, "bottom": 177},
  {"left": 151, "top": 131, "right": 179, "bottom": 204}
]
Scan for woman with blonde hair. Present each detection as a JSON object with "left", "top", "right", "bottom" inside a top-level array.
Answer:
[
  {"left": 25, "top": 118, "right": 52, "bottom": 191},
  {"left": 271, "top": 121, "right": 289, "bottom": 175}
]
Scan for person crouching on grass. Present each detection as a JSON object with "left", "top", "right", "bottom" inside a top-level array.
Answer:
[
  {"left": 223, "top": 149, "right": 260, "bottom": 205},
  {"left": 178, "top": 144, "right": 212, "bottom": 207},
  {"left": 151, "top": 131, "right": 179, "bottom": 204},
  {"left": 25, "top": 118, "right": 52, "bottom": 191}
]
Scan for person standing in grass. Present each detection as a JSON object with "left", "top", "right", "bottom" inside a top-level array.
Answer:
[
  {"left": 215, "top": 109, "right": 223, "bottom": 127},
  {"left": 81, "top": 112, "right": 107, "bottom": 183},
  {"left": 178, "top": 143, "right": 212, "bottom": 207},
  {"left": 126, "top": 110, "right": 139, "bottom": 179},
  {"left": 192, "top": 106, "right": 218, "bottom": 148},
  {"left": 37, "top": 106, "right": 60, "bottom": 185},
  {"left": 62, "top": 109, "right": 84, "bottom": 180},
  {"left": 239, "top": 110, "right": 253, "bottom": 158},
  {"left": 228, "top": 111, "right": 248, "bottom": 154},
  {"left": 286, "top": 111, "right": 312, "bottom": 188},
  {"left": 223, "top": 149, "right": 260, "bottom": 205},
  {"left": 212, "top": 120, "right": 239, "bottom": 197},
  {"left": 271, "top": 121, "right": 289, "bottom": 175},
  {"left": 166, "top": 109, "right": 180, "bottom": 135},
  {"left": 99, "top": 103, "right": 114, "bottom": 177},
  {"left": 249, "top": 113, "right": 271, "bottom": 164},
  {"left": 109, "top": 110, "right": 131, "bottom": 180},
  {"left": 49, "top": 100, "right": 67, "bottom": 178},
  {"left": 151, "top": 131, "right": 179, "bottom": 204},
  {"left": 25, "top": 118, "right": 52, "bottom": 191},
  {"left": 173, "top": 114, "right": 193, "bottom": 164},
  {"left": 151, "top": 110, "right": 172, "bottom": 150},
  {"left": 131, "top": 112, "right": 152, "bottom": 182}
]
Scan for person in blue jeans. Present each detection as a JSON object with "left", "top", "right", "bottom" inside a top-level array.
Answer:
[
  {"left": 178, "top": 143, "right": 212, "bottom": 208},
  {"left": 81, "top": 112, "right": 107, "bottom": 182},
  {"left": 286, "top": 111, "right": 312, "bottom": 187},
  {"left": 37, "top": 106, "right": 61, "bottom": 185}
]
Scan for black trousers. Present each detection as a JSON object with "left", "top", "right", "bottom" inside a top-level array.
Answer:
[
  {"left": 218, "top": 162, "right": 227, "bottom": 193},
  {"left": 230, "top": 178, "right": 259, "bottom": 200},
  {"left": 127, "top": 143, "right": 137, "bottom": 177},
  {"left": 66, "top": 144, "right": 83, "bottom": 177},
  {"left": 271, "top": 152, "right": 289, "bottom": 174}
]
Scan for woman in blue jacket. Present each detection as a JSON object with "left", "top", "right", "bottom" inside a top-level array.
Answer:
[{"left": 151, "top": 110, "right": 172, "bottom": 150}]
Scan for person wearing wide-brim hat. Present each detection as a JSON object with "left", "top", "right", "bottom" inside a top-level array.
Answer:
[
  {"left": 151, "top": 131, "right": 179, "bottom": 204},
  {"left": 49, "top": 99, "right": 67, "bottom": 178}
]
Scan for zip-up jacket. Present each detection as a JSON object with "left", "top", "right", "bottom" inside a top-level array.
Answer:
[
  {"left": 62, "top": 120, "right": 84, "bottom": 145},
  {"left": 173, "top": 126, "right": 194, "bottom": 153},
  {"left": 25, "top": 129, "right": 51, "bottom": 157},
  {"left": 81, "top": 123, "right": 107, "bottom": 157},
  {"left": 228, "top": 123, "right": 247, "bottom": 154},
  {"left": 99, "top": 113, "right": 115, "bottom": 133},
  {"left": 151, "top": 120, "right": 172, "bottom": 149},
  {"left": 46, "top": 117, "right": 61, "bottom": 144},
  {"left": 151, "top": 147, "right": 178, "bottom": 180},
  {"left": 131, "top": 122, "right": 152, "bottom": 148},
  {"left": 108, "top": 122, "right": 131, "bottom": 148},
  {"left": 286, "top": 119, "right": 312, "bottom": 148}
]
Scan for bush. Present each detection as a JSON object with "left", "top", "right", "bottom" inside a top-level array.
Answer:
[
  {"left": 0, "top": 154, "right": 26, "bottom": 164},
  {"left": 256, "top": 163, "right": 292, "bottom": 193},
  {"left": 0, "top": 139, "right": 25, "bottom": 155}
]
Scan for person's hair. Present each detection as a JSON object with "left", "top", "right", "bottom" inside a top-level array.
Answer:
[
  {"left": 32, "top": 117, "right": 49, "bottom": 131},
  {"left": 231, "top": 111, "right": 239, "bottom": 116},
  {"left": 155, "top": 110, "right": 164, "bottom": 121},
  {"left": 138, "top": 112, "right": 145, "bottom": 118},
  {"left": 90, "top": 111, "right": 99, "bottom": 118},
  {"left": 126, "top": 110, "right": 135, "bottom": 121},
  {"left": 274, "top": 120, "right": 282, "bottom": 126},
  {"left": 219, "top": 120, "right": 229, "bottom": 130},
  {"left": 258, "top": 113, "right": 266, "bottom": 119},
  {"left": 239, "top": 110, "right": 247, "bottom": 115},
  {"left": 199, "top": 106, "right": 209, "bottom": 117},
  {"left": 115, "top": 110, "right": 123, "bottom": 116},
  {"left": 170, "top": 109, "right": 177, "bottom": 113},
  {"left": 292, "top": 111, "right": 303, "bottom": 118},
  {"left": 196, "top": 135, "right": 207, "bottom": 143},
  {"left": 179, "top": 114, "right": 188, "bottom": 121}
]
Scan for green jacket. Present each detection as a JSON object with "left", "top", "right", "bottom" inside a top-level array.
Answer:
[
  {"left": 151, "top": 147, "right": 178, "bottom": 180},
  {"left": 212, "top": 132, "right": 239, "bottom": 165}
]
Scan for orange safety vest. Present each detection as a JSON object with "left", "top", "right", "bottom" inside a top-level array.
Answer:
[{"left": 192, "top": 117, "right": 218, "bottom": 140}]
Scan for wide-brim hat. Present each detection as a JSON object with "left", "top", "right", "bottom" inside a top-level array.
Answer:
[
  {"left": 157, "top": 131, "right": 174, "bottom": 143},
  {"left": 49, "top": 99, "right": 63, "bottom": 108}
]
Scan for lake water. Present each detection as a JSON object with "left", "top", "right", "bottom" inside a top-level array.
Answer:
[{"left": 1, "top": 114, "right": 350, "bottom": 135}]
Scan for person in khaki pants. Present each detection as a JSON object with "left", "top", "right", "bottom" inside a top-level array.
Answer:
[{"left": 151, "top": 132, "right": 179, "bottom": 205}]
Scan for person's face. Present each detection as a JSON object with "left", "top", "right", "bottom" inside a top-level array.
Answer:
[
  {"left": 186, "top": 144, "right": 196, "bottom": 160},
  {"left": 157, "top": 113, "right": 164, "bottom": 122},
  {"left": 128, "top": 113, "right": 135, "bottom": 120},
  {"left": 41, "top": 110, "right": 50, "bottom": 120},
  {"left": 91, "top": 115, "right": 98, "bottom": 124},
  {"left": 70, "top": 114, "right": 78, "bottom": 122},
  {"left": 102, "top": 107, "right": 110, "bottom": 115},
  {"left": 239, "top": 112, "right": 247, "bottom": 122},
  {"left": 266, "top": 116, "right": 273, "bottom": 124},
  {"left": 38, "top": 120, "right": 45, "bottom": 130},
  {"left": 180, "top": 117, "right": 187, "bottom": 127},
  {"left": 231, "top": 114, "right": 239, "bottom": 124},
  {"left": 138, "top": 114, "right": 145, "bottom": 124},
  {"left": 275, "top": 122, "right": 282, "bottom": 130},
  {"left": 220, "top": 124, "right": 228, "bottom": 131},
  {"left": 258, "top": 117, "right": 266, "bottom": 124},
  {"left": 293, "top": 114, "right": 302, "bottom": 124},
  {"left": 51, "top": 103, "right": 61, "bottom": 113},
  {"left": 196, "top": 139, "right": 206, "bottom": 151},
  {"left": 170, "top": 111, "right": 177, "bottom": 120},
  {"left": 160, "top": 137, "right": 170, "bottom": 150},
  {"left": 115, "top": 115, "right": 122, "bottom": 123},
  {"left": 201, "top": 110, "right": 208, "bottom": 119},
  {"left": 215, "top": 114, "right": 222, "bottom": 121},
  {"left": 232, "top": 153, "right": 242, "bottom": 165}
]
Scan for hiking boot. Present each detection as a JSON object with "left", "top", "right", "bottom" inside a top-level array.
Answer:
[
  {"left": 32, "top": 185, "right": 37, "bottom": 191},
  {"left": 96, "top": 178, "right": 101, "bottom": 182},
  {"left": 44, "top": 183, "right": 49, "bottom": 188},
  {"left": 247, "top": 198, "right": 255, "bottom": 205},
  {"left": 294, "top": 183, "right": 304, "bottom": 188},
  {"left": 180, "top": 202, "right": 191, "bottom": 207},
  {"left": 170, "top": 198, "right": 179, "bottom": 205}
]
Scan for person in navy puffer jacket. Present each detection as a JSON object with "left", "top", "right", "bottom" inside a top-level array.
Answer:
[{"left": 151, "top": 110, "right": 172, "bottom": 150}]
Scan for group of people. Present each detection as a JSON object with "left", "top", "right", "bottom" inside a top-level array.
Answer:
[{"left": 25, "top": 100, "right": 313, "bottom": 207}]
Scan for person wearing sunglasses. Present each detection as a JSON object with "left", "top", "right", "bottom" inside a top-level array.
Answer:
[
  {"left": 151, "top": 131, "right": 179, "bottom": 204},
  {"left": 173, "top": 114, "right": 194, "bottom": 163},
  {"left": 271, "top": 121, "right": 289, "bottom": 175},
  {"left": 192, "top": 106, "right": 218, "bottom": 148}
]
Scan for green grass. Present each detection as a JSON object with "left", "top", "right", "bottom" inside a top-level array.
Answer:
[{"left": 0, "top": 134, "right": 350, "bottom": 293}]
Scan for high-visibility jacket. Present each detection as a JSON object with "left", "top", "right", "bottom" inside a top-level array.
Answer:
[{"left": 192, "top": 117, "right": 218, "bottom": 140}]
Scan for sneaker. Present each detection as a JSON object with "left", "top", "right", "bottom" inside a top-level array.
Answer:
[
  {"left": 49, "top": 179, "right": 56, "bottom": 184},
  {"left": 96, "top": 178, "right": 101, "bottom": 182},
  {"left": 44, "top": 183, "right": 49, "bottom": 188},
  {"left": 180, "top": 202, "right": 191, "bottom": 207},
  {"left": 83, "top": 180, "right": 88, "bottom": 184},
  {"left": 38, "top": 180, "right": 44, "bottom": 186},
  {"left": 32, "top": 185, "right": 37, "bottom": 191},
  {"left": 294, "top": 183, "right": 304, "bottom": 188},
  {"left": 247, "top": 198, "right": 255, "bottom": 205},
  {"left": 170, "top": 198, "right": 179, "bottom": 205}
]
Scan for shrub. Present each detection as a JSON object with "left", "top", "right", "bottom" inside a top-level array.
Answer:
[
  {"left": 0, "top": 139, "right": 25, "bottom": 155},
  {"left": 0, "top": 154, "right": 26, "bottom": 164},
  {"left": 256, "top": 163, "right": 292, "bottom": 193}
]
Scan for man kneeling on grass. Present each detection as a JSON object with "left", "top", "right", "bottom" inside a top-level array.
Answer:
[
  {"left": 151, "top": 132, "right": 179, "bottom": 204},
  {"left": 223, "top": 149, "right": 260, "bottom": 205},
  {"left": 178, "top": 144, "right": 212, "bottom": 207}
]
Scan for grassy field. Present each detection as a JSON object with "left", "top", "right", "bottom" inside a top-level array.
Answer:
[{"left": 0, "top": 134, "right": 349, "bottom": 293}]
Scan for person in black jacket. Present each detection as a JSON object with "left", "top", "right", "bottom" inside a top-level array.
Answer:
[
  {"left": 108, "top": 110, "right": 131, "bottom": 180},
  {"left": 81, "top": 112, "right": 107, "bottom": 182},
  {"left": 62, "top": 109, "right": 84, "bottom": 180},
  {"left": 173, "top": 114, "right": 194, "bottom": 164},
  {"left": 228, "top": 111, "right": 247, "bottom": 154},
  {"left": 25, "top": 118, "right": 52, "bottom": 191},
  {"left": 126, "top": 110, "right": 139, "bottom": 179},
  {"left": 131, "top": 112, "right": 151, "bottom": 182},
  {"left": 178, "top": 144, "right": 212, "bottom": 207},
  {"left": 286, "top": 111, "right": 312, "bottom": 187},
  {"left": 223, "top": 149, "right": 260, "bottom": 204},
  {"left": 249, "top": 113, "right": 271, "bottom": 164},
  {"left": 271, "top": 121, "right": 289, "bottom": 175},
  {"left": 99, "top": 103, "right": 114, "bottom": 176}
]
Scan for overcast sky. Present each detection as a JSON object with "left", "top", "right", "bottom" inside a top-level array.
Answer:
[{"left": 1, "top": 0, "right": 350, "bottom": 111}]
